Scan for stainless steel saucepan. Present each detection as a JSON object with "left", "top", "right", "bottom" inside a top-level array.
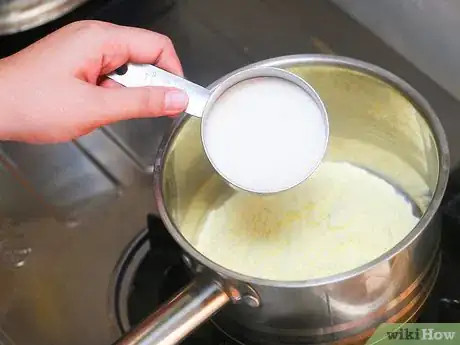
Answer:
[{"left": 114, "top": 55, "right": 449, "bottom": 345}]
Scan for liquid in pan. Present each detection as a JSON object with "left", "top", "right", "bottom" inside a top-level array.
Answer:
[{"left": 181, "top": 161, "right": 420, "bottom": 281}]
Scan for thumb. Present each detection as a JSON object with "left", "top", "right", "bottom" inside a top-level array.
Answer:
[{"left": 96, "top": 86, "right": 189, "bottom": 121}]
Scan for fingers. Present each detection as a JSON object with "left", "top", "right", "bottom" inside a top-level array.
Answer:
[
  {"left": 99, "top": 23, "right": 184, "bottom": 77},
  {"left": 99, "top": 78, "right": 122, "bottom": 88},
  {"left": 91, "top": 85, "right": 189, "bottom": 123}
]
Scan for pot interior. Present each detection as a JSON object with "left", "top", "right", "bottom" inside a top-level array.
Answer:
[{"left": 159, "top": 60, "right": 440, "bottom": 282}]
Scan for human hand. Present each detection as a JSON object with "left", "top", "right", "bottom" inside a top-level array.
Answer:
[{"left": 0, "top": 20, "right": 189, "bottom": 144}]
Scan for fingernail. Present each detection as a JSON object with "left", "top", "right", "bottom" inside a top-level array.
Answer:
[{"left": 165, "top": 89, "right": 188, "bottom": 112}]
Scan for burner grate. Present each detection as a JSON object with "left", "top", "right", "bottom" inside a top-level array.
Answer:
[{"left": 112, "top": 214, "right": 239, "bottom": 345}]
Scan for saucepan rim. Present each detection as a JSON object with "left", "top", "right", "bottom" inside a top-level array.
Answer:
[{"left": 153, "top": 54, "right": 450, "bottom": 288}]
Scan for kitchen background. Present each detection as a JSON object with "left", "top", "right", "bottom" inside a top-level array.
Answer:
[{"left": 2, "top": 1, "right": 460, "bottom": 345}]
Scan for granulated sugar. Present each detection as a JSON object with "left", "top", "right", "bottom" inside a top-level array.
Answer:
[
  {"left": 203, "top": 77, "right": 327, "bottom": 193},
  {"left": 183, "top": 162, "right": 420, "bottom": 281}
]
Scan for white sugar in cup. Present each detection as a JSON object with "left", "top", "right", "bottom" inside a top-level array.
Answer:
[{"left": 202, "top": 74, "right": 328, "bottom": 194}]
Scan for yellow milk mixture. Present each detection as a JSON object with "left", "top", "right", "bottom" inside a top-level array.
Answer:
[{"left": 181, "top": 161, "right": 420, "bottom": 281}]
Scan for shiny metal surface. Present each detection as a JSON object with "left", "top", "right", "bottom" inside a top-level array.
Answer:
[
  {"left": 216, "top": 251, "right": 441, "bottom": 344},
  {"left": 110, "top": 64, "right": 329, "bottom": 194},
  {"left": 104, "top": 118, "right": 174, "bottom": 173},
  {"left": 147, "top": 54, "right": 449, "bottom": 344},
  {"left": 108, "top": 63, "right": 210, "bottom": 118},
  {"left": 0, "top": 185, "right": 156, "bottom": 345},
  {"left": 331, "top": 0, "right": 460, "bottom": 105},
  {"left": 0, "top": 121, "right": 173, "bottom": 222},
  {"left": 115, "top": 279, "right": 229, "bottom": 345},
  {"left": 0, "top": 0, "right": 90, "bottom": 35},
  {"left": 1, "top": 139, "right": 117, "bottom": 221}
]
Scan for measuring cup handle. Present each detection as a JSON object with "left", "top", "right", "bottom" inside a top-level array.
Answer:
[
  {"left": 113, "top": 278, "right": 230, "bottom": 345},
  {"left": 107, "top": 63, "right": 210, "bottom": 118}
]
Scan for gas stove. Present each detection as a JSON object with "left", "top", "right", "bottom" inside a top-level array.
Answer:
[
  {"left": 112, "top": 215, "right": 235, "bottom": 345},
  {"left": 109, "top": 187, "right": 460, "bottom": 345}
]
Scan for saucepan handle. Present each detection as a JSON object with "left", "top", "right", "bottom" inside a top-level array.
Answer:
[{"left": 113, "top": 278, "right": 230, "bottom": 345}]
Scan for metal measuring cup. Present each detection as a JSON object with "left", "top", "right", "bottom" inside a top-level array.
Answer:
[{"left": 107, "top": 63, "right": 329, "bottom": 194}]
